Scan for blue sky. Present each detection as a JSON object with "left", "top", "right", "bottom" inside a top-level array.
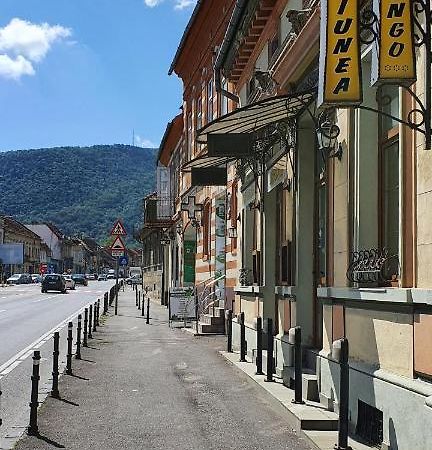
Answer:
[{"left": 0, "top": 0, "right": 194, "bottom": 151}]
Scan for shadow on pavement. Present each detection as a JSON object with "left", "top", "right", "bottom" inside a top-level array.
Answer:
[{"left": 34, "top": 434, "right": 65, "bottom": 449}]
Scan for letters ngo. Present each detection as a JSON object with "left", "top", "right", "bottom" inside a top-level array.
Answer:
[{"left": 318, "top": 0, "right": 416, "bottom": 107}]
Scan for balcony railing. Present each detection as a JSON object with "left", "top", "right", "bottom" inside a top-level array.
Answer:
[{"left": 143, "top": 195, "right": 175, "bottom": 228}]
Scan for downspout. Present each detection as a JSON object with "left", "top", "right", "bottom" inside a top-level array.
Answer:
[{"left": 214, "top": 0, "right": 250, "bottom": 105}]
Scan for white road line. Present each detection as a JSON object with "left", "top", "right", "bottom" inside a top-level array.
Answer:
[
  {"left": 32, "top": 296, "right": 55, "bottom": 303},
  {"left": 0, "top": 309, "right": 6, "bottom": 313},
  {"left": 0, "top": 301, "right": 95, "bottom": 376}
]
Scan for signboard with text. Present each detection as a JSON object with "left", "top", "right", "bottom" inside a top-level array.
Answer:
[
  {"left": 372, "top": 0, "right": 416, "bottom": 85},
  {"left": 0, "top": 244, "right": 24, "bottom": 265},
  {"left": 318, "top": 0, "right": 362, "bottom": 107},
  {"left": 169, "top": 287, "right": 196, "bottom": 322}
]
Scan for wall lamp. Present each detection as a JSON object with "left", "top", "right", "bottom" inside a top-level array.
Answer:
[{"left": 316, "top": 110, "right": 343, "bottom": 161}]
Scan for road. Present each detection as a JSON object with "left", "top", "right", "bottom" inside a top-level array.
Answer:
[{"left": 0, "top": 280, "right": 115, "bottom": 448}]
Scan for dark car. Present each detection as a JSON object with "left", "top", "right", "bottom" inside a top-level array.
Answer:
[
  {"left": 71, "top": 274, "right": 88, "bottom": 286},
  {"left": 41, "top": 274, "right": 66, "bottom": 293}
]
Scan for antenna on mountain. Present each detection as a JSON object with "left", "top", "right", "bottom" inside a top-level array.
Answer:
[{"left": 132, "top": 129, "right": 135, "bottom": 146}]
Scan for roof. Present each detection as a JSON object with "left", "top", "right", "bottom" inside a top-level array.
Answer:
[
  {"left": 157, "top": 113, "right": 183, "bottom": 166},
  {"left": 2, "top": 215, "right": 42, "bottom": 241},
  {"left": 168, "top": 1, "right": 204, "bottom": 75}
]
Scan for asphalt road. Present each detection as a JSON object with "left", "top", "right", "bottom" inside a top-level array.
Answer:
[{"left": 0, "top": 280, "right": 116, "bottom": 448}]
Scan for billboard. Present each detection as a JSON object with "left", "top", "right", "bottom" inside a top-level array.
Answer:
[{"left": 0, "top": 244, "right": 24, "bottom": 264}]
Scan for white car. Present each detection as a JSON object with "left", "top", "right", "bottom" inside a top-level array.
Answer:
[{"left": 63, "top": 275, "right": 76, "bottom": 290}]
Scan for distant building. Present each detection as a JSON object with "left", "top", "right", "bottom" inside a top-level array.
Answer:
[
  {"left": 2, "top": 215, "right": 43, "bottom": 275},
  {"left": 26, "top": 223, "right": 65, "bottom": 273}
]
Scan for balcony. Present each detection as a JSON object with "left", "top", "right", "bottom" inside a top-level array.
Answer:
[{"left": 143, "top": 194, "right": 175, "bottom": 229}]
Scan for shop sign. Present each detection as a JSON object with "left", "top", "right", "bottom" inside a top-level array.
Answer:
[
  {"left": 372, "top": 0, "right": 416, "bottom": 85},
  {"left": 183, "top": 240, "right": 196, "bottom": 283},
  {"left": 318, "top": 0, "right": 362, "bottom": 107}
]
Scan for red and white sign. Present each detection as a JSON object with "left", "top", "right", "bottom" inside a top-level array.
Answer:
[
  {"left": 110, "top": 220, "right": 127, "bottom": 236},
  {"left": 110, "top": 236, "right": 126, "bottom": 251},
  {"left": 39, "top": 263, "right": 47, "bottom": 275}
]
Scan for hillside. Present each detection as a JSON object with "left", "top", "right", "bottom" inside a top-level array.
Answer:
[{"left": 0, "top": 145, "right": 156, "bottom": 243}]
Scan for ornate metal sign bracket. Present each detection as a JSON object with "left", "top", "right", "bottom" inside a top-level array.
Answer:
[{"left": 359, "top": 0, "right": 432, "bottom": 148}]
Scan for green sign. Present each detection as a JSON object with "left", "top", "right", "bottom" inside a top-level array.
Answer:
[{"left": 183, "top": 240, "right": 196, "bottom": 283}]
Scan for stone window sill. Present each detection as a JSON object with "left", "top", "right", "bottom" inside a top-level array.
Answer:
[
  {"left": 234, "top": 286, "right": 264, "bottom": 296},
  {"left": 275, "top": 285, "right": 296, "bottom": 299}
]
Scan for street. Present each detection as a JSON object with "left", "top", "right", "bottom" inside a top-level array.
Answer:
[{"left": 0, "top": 280, "right": 115, "bottom": 448}]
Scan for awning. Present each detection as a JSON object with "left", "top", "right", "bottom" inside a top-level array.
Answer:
[
  {"left": 196, "top": 90, "right": 316, "bottom": 144},
  {"left": 182, "top": 154, "right": 234, "bottom": 170}
]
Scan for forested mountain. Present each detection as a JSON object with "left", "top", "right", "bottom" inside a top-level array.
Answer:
[{"left": 0, "top": 145, "right": 156, "bottom": 243}]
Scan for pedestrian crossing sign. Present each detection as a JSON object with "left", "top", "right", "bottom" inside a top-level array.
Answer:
[{"left": 110, "top": 220, "right": 127, "bottom": 236}]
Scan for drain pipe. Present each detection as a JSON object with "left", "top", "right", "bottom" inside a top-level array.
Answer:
[{"left": 214, "top": 0, "right": 250, "bottom": 105}]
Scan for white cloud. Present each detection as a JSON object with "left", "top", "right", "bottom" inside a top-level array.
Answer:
[
  {"left": 0, "top": 54, "right": 34, "bottom": 80},
  {"left": 135, "top": 135, "right": 157, "bottom": 148},
  {"left": 0, "top": 18, "right": 71, "bottom": 80},
  {"left": 144, "top": 0, "right": 164, "bottom": 7},
  {"left": 143, "top": 0, "right": 196, "bottom": 9},
  {"left": 174, "top": 0, "right": 196, "bottom": 10}
]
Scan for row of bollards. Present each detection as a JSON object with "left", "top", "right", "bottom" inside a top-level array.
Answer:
[
  {"left": 26, "top": 292, "right": 110, "bottom": 437},
  {"left": 136, "top": 289, "right": 150, "bottom": 324},
  {"left": 225, "top": 311, "right": 351, "bottom": 450}
]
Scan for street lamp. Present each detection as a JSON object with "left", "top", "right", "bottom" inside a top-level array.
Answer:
[{"left": 316, "top": 110, "right": 343, "bottom": 161}]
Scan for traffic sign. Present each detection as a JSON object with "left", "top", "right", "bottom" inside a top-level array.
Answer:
[
  {"left": 110, "top": 236, "right": 126, "bottom": 251},
  {"left": 39, "top": 263, "right": 47, "bottom": 275},
  {"left": 110, "top": 220, "right": 127, "bottom": 236},
  {"left": 119, "top": 255, "right": 128, "bottom": 266},
  {"left": 111, "top": 250, "right": 124, "bottom": 257}
]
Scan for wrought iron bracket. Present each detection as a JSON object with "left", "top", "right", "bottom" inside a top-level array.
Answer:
[{"left": 358, "top": 0, "right": 432, "bottom": 149}]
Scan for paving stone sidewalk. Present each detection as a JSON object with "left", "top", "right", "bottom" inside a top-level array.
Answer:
[{"left": 14, "top": 288, "right": 312, "bottom": 450}]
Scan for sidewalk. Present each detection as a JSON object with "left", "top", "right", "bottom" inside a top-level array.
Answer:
[{"left": 13, "top": 288, "right": 313, "bottom": 450}]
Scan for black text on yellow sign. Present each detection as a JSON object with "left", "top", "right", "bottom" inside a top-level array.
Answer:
[
  {"left": 372, "top": 0, "right": 416, "bottom": 85},
  {"left": 318, "top": 0, "right": 362, "bottom": 107}
]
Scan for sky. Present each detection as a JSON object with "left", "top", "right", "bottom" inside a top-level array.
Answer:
[{"left": 0, "top": 0, "right": 196, "bottom": 152}]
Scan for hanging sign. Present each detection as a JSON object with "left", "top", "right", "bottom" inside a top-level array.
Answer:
[
  {"left": 371, "top": 0, "right": 416, "bottom": 85},
  {"left": 318, "top": 0, "right": 362, "bottom": 107}
]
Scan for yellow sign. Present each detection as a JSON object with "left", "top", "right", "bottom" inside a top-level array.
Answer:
[
  {"left": 318, "top": 0, "right": 362, "bottom": 107},
  {"left": 373, "top": 0, "right": 416, "bottom": 84}
]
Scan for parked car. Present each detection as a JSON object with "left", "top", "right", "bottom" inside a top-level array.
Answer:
[
  {"left": 106, "top": 274, "right": 115, "bottom": 280},
  {"left": 71, "top": 274, "right": 88, "bottom": 286},
  {"left": 126, "top": 274, "right": 142, "bottom": 285},
  {"left": 41, "top": 274, "right": 66, "bottom": 293},
  {"left": 7, "top": 273, "right": 31, "bottom": 284},
  {"left": 31, "top": 274, "right": 43, "bottom": 283},
  {"left": 63, "top": 275, "right": 76, "bottom": 290},
  {"left": 98, "top": 274, "right": 107, "bottom": 281}
]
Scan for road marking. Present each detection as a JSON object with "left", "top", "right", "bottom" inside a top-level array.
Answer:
[
  {"left": 32, "top": 296, "right": 55, "bottom": 303},
  {"left": 0, "top": 300, "right": 98, "bottom": 376},
  {"left": 0, "top": 309, "right": 6, "bottom": 313}
]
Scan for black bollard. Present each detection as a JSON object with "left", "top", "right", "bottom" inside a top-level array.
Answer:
[
  {"left": 141, "top": 292, "right": 145, "bottom": 317},
  {"left": 292, "top": 326, "right": 304, "bottom": 404},
  {"left": 239, "top": 312, "right": 246, "bottom": 362},
  {"left": 88, "top": 304, "right": 93, "bottom": 339},
  {"left": 137, "top": 294, "right": 141, "bottom": 310},
  {"left": 135, "top": 288, "right": 138, "bottom": 306},
  {"left": 265, "top": 318, "right": 274, "bottom": 382},
  {"left": 51, "top": 332, "right": 60, "bottom": 398},
  {"left": 225, "top": 310, "right": 233, "bottom": 353},
  {"left": 146, "top": 297, "right": 150, "bottom": 324},
  {"left": 335, "top": 338, "right": 351, "bottom": 450},
  {"left": 76, "top": 314, "right": 82, "bottom": 360},
  {"left": 104, "top": 292, "right": 108, "bottom": 314},
  {"left": 28, "top": 350, "right": 41, "bottom": 436},
  {"left": 66, "top": 321, "right": 73, "bottom": 375},
  {"left": 83, "top": 308, "right": 88, "bottom": 347},
  {"left": 93, "top": 303, "right": 97, "bottom": 332},
  {"left": 256, "top": 317, "right": 264, "bottom": 375},
  {"left": 97, "top": 300, "right": 100, "bottom": 326}
]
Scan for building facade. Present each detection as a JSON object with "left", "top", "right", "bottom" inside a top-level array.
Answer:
[{"left": 156, "top": 0, "right": 432, "bottom": 448}]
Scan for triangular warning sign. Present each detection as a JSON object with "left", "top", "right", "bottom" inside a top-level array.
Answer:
[
  {"left": 110, "top": 236, "right": 126, "bottom": 251},
  {"left": 110, "top": 220, "right": 127, "bottom": 236}
]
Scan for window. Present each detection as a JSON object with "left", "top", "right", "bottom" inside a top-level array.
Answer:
[
  {"left": 268, "top": 28, "right": 280, "bottom": 62},
  {"left": 379, "top": 85, "right": 400, "bottom": 268},
  {"left": 187, "top": 112, "right": 193, "bottom": 161},
  {"left": 252, "top": 204, "right": 261, "bottom": 284},
  {"left": 202, "top": 200, "right": 211, "bottom": 260},
  {"left": 221, "top": 79, "right": 229, "bottom": 116},
  {"left": 230, "top": 181, "right": 238, "bottom": 251},
  {"left": 276, "top": 185, "right": 294, "bottom": 285},
  {"left": 207, "top": 80, "right": 213, "bottom": 123},
  {"left": 196, "top": 97, "right": 202, "bottom": 132}
]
